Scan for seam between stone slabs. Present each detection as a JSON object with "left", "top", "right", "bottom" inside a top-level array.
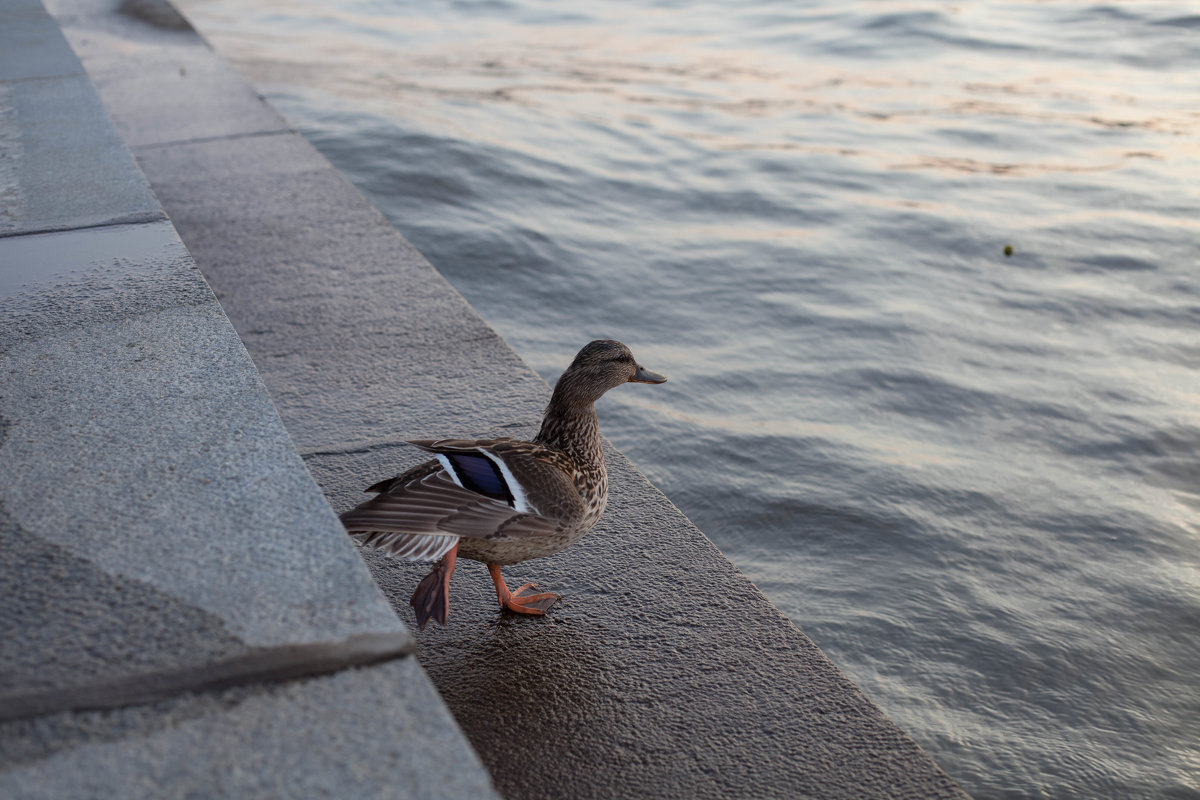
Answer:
[
  {"left": 0, "top": 631, "right": 414, "bottom": 725},
  {"left": 0, "top": 70, "right": 84, "bottom": 84},
  {"left": 130, "top": 126, "right": 295, "bottom": 153},
  {"left": 0, "top": 210, "right": 167, "bottom": 240}
]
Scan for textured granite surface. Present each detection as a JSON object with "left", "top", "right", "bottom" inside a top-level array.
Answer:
[
  {"left": 0, "top": 659, "right": 498, "bottom": 800},
  {"left": 0, "top": 218, "right": 411, "bottom": 713},
  {"left": 0, "top": 0, "right": 162, "bottom": 235},
  {"left": 51, "top": 0, "right": 969, "bottom": 796},
  {"left": 49, "top": 7, "right": 290, "bottom": 148},
  {"left": 0, "top": 0, "right": 86, "bottom": 82},
  {"left": 0, "top": 77, "right": 163, "bottom": 235}
]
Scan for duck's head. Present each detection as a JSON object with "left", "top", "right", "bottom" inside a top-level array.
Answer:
[{"left": 555, "top": 339, "right": 667, "bottom": 403}]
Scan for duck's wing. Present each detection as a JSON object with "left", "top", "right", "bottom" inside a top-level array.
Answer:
[
  {"left": 408, "top": 438, "right": 587, "bottom": 522},
  {"left": 340, "top": 461, "right": 560, "bottom": 561}
]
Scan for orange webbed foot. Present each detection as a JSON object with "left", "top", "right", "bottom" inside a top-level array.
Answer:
[
  {"left": 504, "top": 583, "right": 561, "bottom": 614},
  {"left": 489, "top": 565, "right": 560, "bottom": 616}
]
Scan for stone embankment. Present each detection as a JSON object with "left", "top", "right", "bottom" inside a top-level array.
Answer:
[{"left": 0, "top": 1, "right": 967, "bottom": 798}]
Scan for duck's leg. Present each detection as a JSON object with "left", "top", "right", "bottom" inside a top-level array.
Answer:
[
  {"left": 488, "top": 564, "right": 560, "bottom": 615},
  {"left": 410, "top": 544, "right": 457, "bottom": 629}
]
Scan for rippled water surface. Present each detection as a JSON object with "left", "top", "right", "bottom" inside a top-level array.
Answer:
[{"left": 177, "top": 1, "right": 1199, "bottom": 796}]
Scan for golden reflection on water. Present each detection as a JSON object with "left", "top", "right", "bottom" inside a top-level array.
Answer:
[{"left": 191, "top": 0, "right": 1199, "bottom": 187}]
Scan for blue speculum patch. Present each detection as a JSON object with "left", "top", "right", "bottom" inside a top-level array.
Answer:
[{"left": 446, "top": 452, "right": 514, "bottom": 507}]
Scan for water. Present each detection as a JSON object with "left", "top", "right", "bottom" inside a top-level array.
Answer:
[{"left": 175, "top": 1, "right": 1199, "bottom": 796}]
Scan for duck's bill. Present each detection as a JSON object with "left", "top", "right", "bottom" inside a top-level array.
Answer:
[{"left": 630, "top": 366, "right": 667, "bottom": 384}]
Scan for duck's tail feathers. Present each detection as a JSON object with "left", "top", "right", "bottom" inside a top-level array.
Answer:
[{"left": 352, "top": 530, "right": 458, "bottom": 562}]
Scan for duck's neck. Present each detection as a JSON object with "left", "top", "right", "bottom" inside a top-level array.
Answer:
[{"left": 535, "top": 382, "right": 605, "bottom": 469}]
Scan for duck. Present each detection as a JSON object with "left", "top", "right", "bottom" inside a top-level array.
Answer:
[{"left": 339, "top": 339, "right": 667, "bottom": 629}]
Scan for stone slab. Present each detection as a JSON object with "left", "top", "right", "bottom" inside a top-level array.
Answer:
[
  {"left": 47, "top": 2, "right": 291, "bottom": 149},
  {"left": 0, "top": 0, "right": 85, "bottom": 82},
  {"left": 0, "top": 221, "right": 410, "bottom": 715},
  {"left": 0, "top": 5, "right": 163, "bottom": 235},
  {"left": 0, "top": 71, "right": 163, "bottom": 235},
  {"left": 0, "top": 658, "right": 500, "bottom": 800},
  {"left": 130, "top": 131, "right": 549, "bottom": 454}
]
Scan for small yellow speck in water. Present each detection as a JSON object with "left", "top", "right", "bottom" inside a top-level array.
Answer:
[{"left": 1004, "top": 244, "right": 1014, "bottom": 257}]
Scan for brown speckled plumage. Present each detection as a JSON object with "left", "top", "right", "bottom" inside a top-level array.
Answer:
[{"left": 339, "top": 340, "right": 666, "bottom": 627}]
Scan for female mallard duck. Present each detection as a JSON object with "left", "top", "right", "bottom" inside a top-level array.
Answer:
[{"left": 340, "top": 340, "right": 667, "bottom": 629}]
